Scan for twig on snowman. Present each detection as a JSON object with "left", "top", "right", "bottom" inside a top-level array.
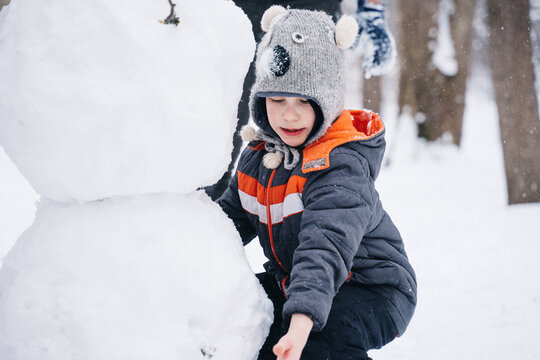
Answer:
[{"left": 159, "top": 0, "right": 180, "bottom": 26}]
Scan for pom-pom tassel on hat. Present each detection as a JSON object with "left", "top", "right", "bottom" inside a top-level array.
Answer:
[
  {"left": 241, "top": 125, "right": 300, "bottom": 170},
  {"left": 263, "top": 152, "right": 284, "bottom": 169},
  {"left": 241, "top": 125, "right": 285, "bottom": 169},
  {"left": 240, "top": 125, "right": 261, "bottom": 142}
]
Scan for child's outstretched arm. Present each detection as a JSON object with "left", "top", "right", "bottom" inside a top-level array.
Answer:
[
  {"left": 273, "top": 313, "right": 313, "bottom": 360},
  {"left": 283, "top": 149, "right": 379, "bottom": 331}
]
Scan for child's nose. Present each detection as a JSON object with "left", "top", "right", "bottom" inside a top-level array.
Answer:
[{"left": 283, "top": 105, "right": 299, "bottom": 122}]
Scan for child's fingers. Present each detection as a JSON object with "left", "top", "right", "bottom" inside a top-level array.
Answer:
[
  {"left": 273, "top": 338, "right": 289, "bottom": 356},
  {"left": 273, "top": 337, "right": 293, "bottom": 359}
]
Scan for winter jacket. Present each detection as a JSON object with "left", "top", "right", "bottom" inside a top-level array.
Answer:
[{"left": 218, "top": 109, "right": 417, "bottom": 334}]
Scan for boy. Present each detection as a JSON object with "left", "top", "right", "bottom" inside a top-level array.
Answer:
[
  {"left": 218, "top": 6, "right": 416, "bottom": 360},
  {"left": 207, "top": 0, "right": 395, "bottom": 201}
]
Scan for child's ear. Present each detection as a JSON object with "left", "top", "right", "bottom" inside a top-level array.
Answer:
[
  {"left": 261, "top": 5, "right": 287, "bottom": 32},
  {"left": 335, "top": 15, "right": 359, "bottom": 49}
]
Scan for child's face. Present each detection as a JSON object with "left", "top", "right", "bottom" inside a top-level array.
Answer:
[{"left": 266, "top": 96, "right": 316, "bottom": 147}]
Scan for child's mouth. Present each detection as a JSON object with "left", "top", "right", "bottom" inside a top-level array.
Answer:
[{"left": 281, "top": 128, "right": 305, "bottom": 136}]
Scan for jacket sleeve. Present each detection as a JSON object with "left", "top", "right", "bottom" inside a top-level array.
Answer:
[
  {"left": 282, "top": 149, "right": 377, "bottom": 331},
  {"left": 217, "top": 171, "right": 257, "bottom": 245}
]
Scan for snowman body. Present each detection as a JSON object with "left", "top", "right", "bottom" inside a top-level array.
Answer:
[{"left": 0, "top": 1, "right": 273, "bottom": 359}]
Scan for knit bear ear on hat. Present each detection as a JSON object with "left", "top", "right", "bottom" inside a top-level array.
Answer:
[
  {"left": 335, "top": 15, "right": 359, "bottom": 49},
  {"left": 261, "top": 5, "right": 287, "bottom": 32},
  {"left": 260, "top": 6, "right": 358, "bottom": 49}
]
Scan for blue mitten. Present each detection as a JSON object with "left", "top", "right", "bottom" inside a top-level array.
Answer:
[{"left": 355, "top": 2, "right": 395, "bottom": 77}]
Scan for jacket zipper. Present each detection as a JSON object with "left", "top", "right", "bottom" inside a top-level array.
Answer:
[
  {"left": 280, "top": 275, "right": 290, "bottom": 299},
  {"left": 266, "top": 169, "right": 288, "bottom": 273}
]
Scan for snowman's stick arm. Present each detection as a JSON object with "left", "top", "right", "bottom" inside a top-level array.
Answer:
[{"left": 160, "top": 0, "right": 180, "bottom": 26}]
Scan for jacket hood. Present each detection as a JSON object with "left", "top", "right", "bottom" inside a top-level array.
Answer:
[{"left": 302, "top": 110, "right": 386, "bottom": 180}]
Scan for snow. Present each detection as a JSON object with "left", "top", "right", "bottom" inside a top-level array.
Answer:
[
  {"left": 0, "top": 0, "right": 254, "bottom": 202},
  {"left": 375, "top": 26, "right": 539, "bottom": 356},
  {"left": 433, "top": 0, "right": 458, "bottom": 76},
  {"left": 0, "top": 193, "right": 272, "bottom": 360},
  {"left": 1, "top": 1, "right": 540, "bottom": 360},
  {"left": 0, "top": 0, "right": 272, "bottom": 359},
  {"left": 369, "top": 64, "right": 540, "bottom": 359},
  {"left": 0, "top": 147, "right": 37, "bottom": 269}
]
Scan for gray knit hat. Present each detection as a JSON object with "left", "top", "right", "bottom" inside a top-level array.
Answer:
[{"left": 244, "top": 6, "right": 358, "bottom": 169}]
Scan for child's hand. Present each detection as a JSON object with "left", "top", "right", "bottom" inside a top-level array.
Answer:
[{"left": 273, "top": 313, "right": 313, "bottom": 360}]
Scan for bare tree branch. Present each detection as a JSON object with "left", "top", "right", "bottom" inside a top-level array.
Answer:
[{"left": 160, "top": 0, "right": 180, "bottom": 26}]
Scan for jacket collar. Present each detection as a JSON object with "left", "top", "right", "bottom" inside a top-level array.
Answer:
[{"left": 302, "top": 110, "right": 384, "bottom": 173}]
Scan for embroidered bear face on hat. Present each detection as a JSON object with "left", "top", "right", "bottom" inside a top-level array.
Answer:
[{"left": 250, "top": 6, "right": 358, "bottom": 146}]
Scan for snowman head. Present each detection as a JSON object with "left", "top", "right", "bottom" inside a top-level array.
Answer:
[
  {"left": 0, "top": 0, "right": 254, "bottom": 202},
  {"left": 249, "top": 6, "right": 358, "bottom": 145}
]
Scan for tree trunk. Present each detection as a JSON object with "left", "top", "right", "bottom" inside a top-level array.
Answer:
[
  {"left": 0, "top": 0, "right": 10, "bottom": 12},
  {"left": 428, "top": 0, "right": 476, "bottom": 143},
  {"left": 364, "top": 76, "right": 381, "bottom": 113},
  {"left": 486, "top": 0, "right": 540, "bottom": 204},
  {"left": 397, "top": 0, "right": 438, "bottom": 119},
  {"left": 398, "top": 0, "right": 475, "bottom": 145}
]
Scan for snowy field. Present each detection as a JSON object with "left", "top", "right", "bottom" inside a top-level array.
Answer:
[
  {"left": 370, "top": 65, "right": 540, "bottom": 359},
  {"left": 1, "top": 2, "right": 540, "bottom": 360}
]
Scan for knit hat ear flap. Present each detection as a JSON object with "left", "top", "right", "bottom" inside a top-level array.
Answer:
[
  {"left": 261, "top": 5, "right": 287, "bottom": 32},
  {"left": 335, "top": 15, "right": 359, "bottom": 49}
]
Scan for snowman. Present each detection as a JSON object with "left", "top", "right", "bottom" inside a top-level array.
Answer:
[{"left": 0, "top": 0, "right": 273, "bottom": 359}]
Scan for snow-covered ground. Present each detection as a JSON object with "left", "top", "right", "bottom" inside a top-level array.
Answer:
[
  {"left": 1, "top": 2, "right": 540, "bottom": 360},
  {"left": 370, "top": 64, "right": 540, "bottom": 359}
]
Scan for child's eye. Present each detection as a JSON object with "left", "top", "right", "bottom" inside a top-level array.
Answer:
[
  {"left": 269, "top": 97, "right": 284, "bottom": 103},
  {"left": 299, "top": 99, "right": 310, "bottom": 104}
]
